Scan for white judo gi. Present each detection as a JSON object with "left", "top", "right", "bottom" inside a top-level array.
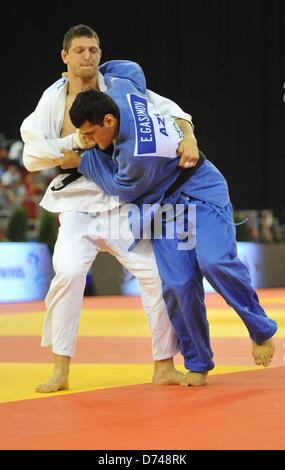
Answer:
[{"left": 20, "top": 64, "right": 193, "bottom": 359}]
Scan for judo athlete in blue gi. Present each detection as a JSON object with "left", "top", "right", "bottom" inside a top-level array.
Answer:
[{"left": 69, "top": 61, "right": 277, "bottom": 381}]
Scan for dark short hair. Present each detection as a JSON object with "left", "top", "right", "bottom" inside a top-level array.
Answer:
[
  {"left": 63, "top": 24, "right": 100, "bottom": 52},
  {"left": 69, "top": 90, "right": 120, "bottom": 128}
]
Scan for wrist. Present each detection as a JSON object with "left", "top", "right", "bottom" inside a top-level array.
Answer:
[
  {"left": 182, "top": 132, "right": 197, "bottom": 144},
  {"left": 73, "top": 130, "right": 84, "bottom": 149}
]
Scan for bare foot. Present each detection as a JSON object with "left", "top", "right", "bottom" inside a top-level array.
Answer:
[
  {"left": 252, "top": 338, "right": 275, "bottom": 367},
  {"left": 180, "top": 371, "right": 209, "bottom": 387},
  {"left": 36, "top": 353, "right": 70, "bottom": 393},
  {"left": 35, "top": 373, "right": 69, "bottom": 393},
  {"left": 152, "top": 368, "right": 185, "bottom": 385},
  {"left": 152, "top": 358, "right": 185, "bottom": 385}
]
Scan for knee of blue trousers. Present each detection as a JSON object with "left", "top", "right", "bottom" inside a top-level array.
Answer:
[
  {"left": 162, "top": 275, "right": 200, "bottom": 320},
  {"left": 162, "top": 268, "right": 198, "bottom": 293},
  {"left": 199, "top": 255, "right": 224, "bottom": 280}
]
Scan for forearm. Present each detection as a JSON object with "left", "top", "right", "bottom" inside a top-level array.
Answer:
[
  {"left": 21, "top": 131, "right": 75, "bottom": 172},
  {"left": 79, "top": 151, "right": 159, "bottom": 203},
  {"left": 78, "top": 152, "right": 125, "bottom": 198},
  {"left": 175, "top": 118, "right": 196, "bottom": 141},
  {"left": 175, "top": 119, "right": 199, "bottom": 168},
  {"left": 23, "top": 152, "right": 61, "bottom": 172}
]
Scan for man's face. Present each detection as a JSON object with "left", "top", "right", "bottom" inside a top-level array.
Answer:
[
  {"left": 61, "top": 36, "right": 102, "bottom": 79},
  {"left": 79, "top": 117, "right": 117, "bottom": 150}
]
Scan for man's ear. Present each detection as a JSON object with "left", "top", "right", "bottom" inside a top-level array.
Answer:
[
  {"left": 104, "top": 114, "right": 116, "bottom": 127},
  {"left": 98, "top": 48, "right": 102, "bottom": 64},
  {"left": 61, "top": 49, "right": 68, "bottom": 65}
]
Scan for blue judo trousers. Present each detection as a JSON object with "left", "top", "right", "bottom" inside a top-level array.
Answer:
[
  {"left": 152, "top": 160, "right": 277, "bottom": 372},
  {"left": 78, "top": 60, "right": 278, "bottom": 373}
]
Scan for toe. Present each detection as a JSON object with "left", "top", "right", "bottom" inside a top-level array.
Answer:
[{"left": 254, "top": 357, "right": 263, "bottom": 365}]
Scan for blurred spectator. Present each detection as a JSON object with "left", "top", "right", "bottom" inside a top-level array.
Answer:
[
  {"left": 24, "top": 172, "right": 46, "bottom": 197},
  {"left": 1, "top": 163, "right": 21, "bottom": 186},
  {"left": 259, "top": 210, "right": 274, "bottom": 243},
  {"left": 0, "top": 135, "right": 55, "bottom": 215},
  {"left": 0, "top": 164, "right": 26, "bottom": 210},
  {"left": 245, "top": 210, "right": 260, "bottom": 241},
  {"left": 234, "top": 209, "right": 284, "bottom": 243},
  {"left": 272, "top": 216, "right": 282, "bottom": 242},
  {"left": 8, "top": 140, "right": 24, "bottom": 166},
  {"left": 0, "top": 133, "right": 8, "bottom": 159}
]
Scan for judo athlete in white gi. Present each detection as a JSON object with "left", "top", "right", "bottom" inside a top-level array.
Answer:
[
  {"left": 69, "top": 61, "right": 277, "bottom": 377},
  {"left": 20, "top": 25, "right": 201, "bottom": 392}
]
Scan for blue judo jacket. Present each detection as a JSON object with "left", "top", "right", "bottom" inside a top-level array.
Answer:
[{"left": 79, "top": 60, "right": 230, "bottom": 210}]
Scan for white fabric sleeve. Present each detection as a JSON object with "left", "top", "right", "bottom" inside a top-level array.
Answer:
[
  {"left": 146, "top": 88, "right": 193, "bottom": 126},
  {"left": 20, "top": 93, "right": 76, "bottom": 172}
]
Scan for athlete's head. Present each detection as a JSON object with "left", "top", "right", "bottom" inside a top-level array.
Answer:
[
  {"left": 61, "top": 25, "right": 101, "bottom": 79},
  {"left": 70, "top": 89, "right": 120, "bottom": 150}
]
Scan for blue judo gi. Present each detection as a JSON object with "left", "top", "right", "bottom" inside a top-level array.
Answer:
[{"left": 78, "top": 61, "right": 277, "bottom": 372}]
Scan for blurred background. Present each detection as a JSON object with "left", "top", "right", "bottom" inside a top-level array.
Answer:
[{"left": 0, "top": 0, "right": 284, "bottom": 300}]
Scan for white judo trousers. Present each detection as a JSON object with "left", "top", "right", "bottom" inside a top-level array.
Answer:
[{"left": 41, "top": 210, "right": 179, "bottom": 360}]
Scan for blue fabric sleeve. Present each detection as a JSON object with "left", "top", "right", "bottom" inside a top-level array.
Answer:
[
  {"left": 78, "top": 148, "right": 179, "bottom": 204},
  {"left": 99, "top": 60, "right": 146, "bottom": 94}
]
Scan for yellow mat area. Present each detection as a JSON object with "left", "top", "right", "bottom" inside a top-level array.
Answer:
[
  {"left": 258, "top": 297, "right": 285, "bottom": 303},
  {"left": 0, "top": 309, "right": 151, "bottom": 337},
  {"left": 0, "top": 363, "right": 261, "bottom": 404},
  {"left": 0, "top": 307, "right": 284, "bottom": 337}
]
